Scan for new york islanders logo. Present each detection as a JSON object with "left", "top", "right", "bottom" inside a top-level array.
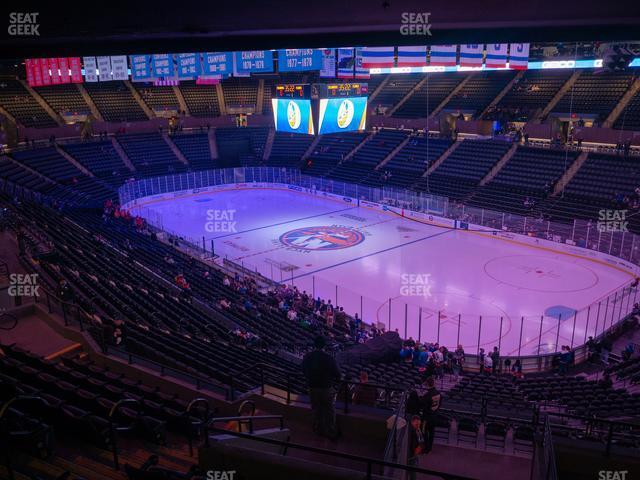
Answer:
[{"left": 279, "top": 226, "right": 365, "bottom": 251}]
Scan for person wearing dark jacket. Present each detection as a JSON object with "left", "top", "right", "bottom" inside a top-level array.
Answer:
[
  {"left": 420, "top": 376, "right": 441, "bottom": 453},
  {"left": 302, "top": 336, "right": 342, "bottom": 439}
]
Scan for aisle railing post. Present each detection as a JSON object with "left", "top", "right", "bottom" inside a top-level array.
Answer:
[
  {"left": 476, "top": 316, "right": 483, "bottom": 355},
  {"left": 537, "top": 315, "right": 544, "bottom": 356},
  {"left": 555, "top": 314, "right": 562, "bottom": 352},
  {"left": 404, "top": 304, "right": 408, "bottom": 339},
  {"left": 584, "top": 306, "right": 591, "bottom": 344},
  {"left": 517, "top": 316, "right": 524, "bottom": 358},
  {"left": 609, "top": 292, "right": 618, "bottom": 330}
]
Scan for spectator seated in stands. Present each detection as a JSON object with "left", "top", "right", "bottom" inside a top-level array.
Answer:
[{"left": 352, "top": 371, "right": 378, "bottom": 407}]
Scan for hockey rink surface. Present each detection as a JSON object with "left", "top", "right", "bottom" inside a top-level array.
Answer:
[{"left": 130, "top": 188, "right": 635, "bottom": 355}]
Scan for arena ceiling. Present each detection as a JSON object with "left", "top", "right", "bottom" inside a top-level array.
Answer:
[{"left": 1, "top": 0, "right": 640, "bottom": 57}]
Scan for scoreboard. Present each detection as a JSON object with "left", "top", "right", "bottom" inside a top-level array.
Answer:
[
  {"left": 317, "top": 82, "right": 368, "bottom": 98},
  {"left": 274, "top": 84, "right": 311, "bottom": 99},
  {"left": 272, "top": 83, "right": 368, "bottom": 135}
]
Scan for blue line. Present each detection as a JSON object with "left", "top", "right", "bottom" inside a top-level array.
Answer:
[
  {"left": 211, "top": 206, "right": 358, "bottom": 239},
  {"left": 291, "top": 226, "right": 454, "bottom": 281}
]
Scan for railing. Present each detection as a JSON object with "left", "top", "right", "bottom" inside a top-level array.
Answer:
[
  {"left": 108, "top": 398, "right": 142, "bottom": 470},
  {"left": 105, "top": 344, "right": 230, "bottom": 397},
  {"left": 185, "top": 398, "right": 211, "bottom": 456},
  {"left": 206, "top": 426, "right": 474, "bottom": 480},
  {"left": 544, "top": 411, "right": 640, "bottom": 458},
  {"left": 205, "top": 414, "right": 285, "bottom": 447},
  {"left": 382, "top": 391, "right": 408, "bottom": 480},
  {"left": 541, "top": 416, "right": 559, "bottom": 480},
  {"left": 0, "top": 396, "right": 50, "bottom": 480},
  {"left": 117, "top": 167, "right": 640, "bottom": 362}
]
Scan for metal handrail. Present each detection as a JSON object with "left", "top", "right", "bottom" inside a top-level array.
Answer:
[
  {"left": 543, "top": 416, "right": 559, "bottom": 480},
  {"left": 382, "top": 390, "right": 407, "bottom": 471},
  {"left": 114, "top": 344, "right": 222, "bottom": 394},
  {"left": 208, "top": 414, "right": 285, "bottom": 435},
  {"left": 205, "top": 426, "right": 474, "bottom": 480},
  {"left": 0, "top": 396, "right": 49, "bottom": 480},
  {"left": 108, "top": 398, "right": 142, "bottom": 470},
  {"left": 185, "top": 398, "right": 211, "bottom": 456}
]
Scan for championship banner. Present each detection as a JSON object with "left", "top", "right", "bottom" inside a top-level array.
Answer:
[
  {"left": 24, "top": 59, "right": 36, "bottom": 86},
  {"left": 58, "top": 57, "right": 71, "bottom": 83},
  {"left": 40, "top": 58, "right": 51, "bottom": 85},
  {"left": 278, "top": 49, "right": 322, "bottom": 72},
  {"left": 234, "top": 50, "right": 274, "bottom": 74},
  {"left": 459, "top": 44, "right": 484, "bottom": 67},
  {"left": 130, "top": 55, "right": 152, "bottom": 81},
  {"left": 337, "top": 48, "right": 355, "bottom": 78},
  {"left": 202, "top": 52, "right": 232, "bottom": 77},
  {"left": 48, "top": 58, "right": 61, "bottom": 84},
  {"left": 83, "top": 57, "right": 98, "bottom": 82},
  {"left": 152, "top": 54, "right": 175, "bottom": 77},
  {"left": 354, "top": 47, "right": 370, "bottom": 78},
  {"left": 196, "top": 76, "right": 222, "bottom": 85},
  {"left": 96, "top": 56, "right": 112, "bottom": 81},
  {"left": 430, "top": 45, "right": 457, "bottom": 66},
  {"left": 509, "top": 43, "right": 530, "bottom": 69},
  {"left": 319, "top": 49, "right": 336, "bottom": 77},
  {"left": 397, "top": 46, "right": 427, "bottom": 67},
  {"left": 32, "top": 59, "right": 44, "bottom": 86},
  {"left": 177, "top": 53, "right": 202, "bottom": 78},
  {"left": 361, "top": 46, "right": 395, "bottom": 69},
  {"left": 486, "top": 44, "right": 508, "bottom": 68},
  {"left": 69, "top": 57, "right": 83, "bottom": 83},
  {"left": 110, "top": 56, "right": 128, "bottom": 80}
]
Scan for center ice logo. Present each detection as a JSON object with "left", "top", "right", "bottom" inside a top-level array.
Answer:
[{"left": 279, "top": 226, "right": 365, "bottom": 251}]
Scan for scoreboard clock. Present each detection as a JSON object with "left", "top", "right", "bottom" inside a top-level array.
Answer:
[
  {"left": 274, "top": 84, "right": 311, "bottom": 99},
  {"left": 318, "top": 83, "right": 369, "bottom": 98}
]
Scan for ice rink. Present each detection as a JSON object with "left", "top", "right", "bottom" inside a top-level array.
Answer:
[{"left": 131, "top": 188, "right": 636, "bottom": 355}]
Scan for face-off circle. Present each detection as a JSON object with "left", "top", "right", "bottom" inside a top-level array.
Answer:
[{"left": 279, "top": 226, "right": 365, "bottom": 251}]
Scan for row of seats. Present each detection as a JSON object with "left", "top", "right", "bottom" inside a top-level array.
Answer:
[
  {"left": 0, "top": 78, "right": 59, "bottom": 128},
  {"left": 327, "top": 129, "right": 409, "bottom": 184},
  {"left": 4, "top": 70, "right": 640, "bottom": 129},
  {"left": 84, "top": 81, "right": 148, "bottom": 122},
  {"left": 553, "top": 71, "right": 635, "bottom": 122},
  {"left": 10, "top": 146, "right": 114, "bottom": 202},
  {"left": 116, "top": 132, "right": 187, "bottom": 177},
  {"left": 268, "top": 132, "right": 314, "bottom": 167},
  {"left": 35, "top": 84, "right": 91, "bottom": 115},
  {"left": 467, "top": 146, "right": 577, "bottom": 215},
  {"left": 492, "top": 69, "right": 573, "bottom": 121},
  {"left": 412, "top": 139, "right": 512, "bottom": 199}
]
